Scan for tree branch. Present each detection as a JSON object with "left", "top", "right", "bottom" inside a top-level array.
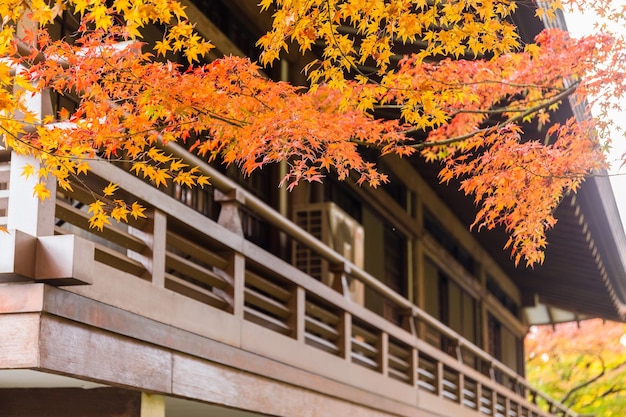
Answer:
[
  {"left": 561, "top": 359, "right": 626, "bottom": 406},
  {"left": 561, "top": 356, "right": 606, "bottom": 406},
  {"left": 408, "top": 81, "right": 580, "bottom": 149}
]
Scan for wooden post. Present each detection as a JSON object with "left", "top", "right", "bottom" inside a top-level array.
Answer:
[
  {"left": 129, "top": 209, "right": 167, "bottom": 287},
  {"left": 215, "top": 188, "right": 245, "bottom": 236},
  {"left": 338, "top": 311, "right": 352, "bottom": 361},
  {"left": 7, "top": 77, "right": 55, "bottom": 237},
  {"left": 435, "top": 361, "right": 444, "bottom": 397},
  {"left": 213, "top": 189, "right": 246, "bottom": 317},
  {"left": 225, "top": 252, "right": 245, "bottom": 318},
  {"left": 378, "top": 331, "right": 389, "bottom": 377},
  {"left": 476, "top": 383, "right": 483, "bottom": 413},
  {"left": 7, "top": 153, "right": 56, "bottom": 237},
  {"left": 289, "top": 286, "right": 306, "bottom": 342},
  {"left": 410, "top": 346, "right": 419, "bottom": 387}
]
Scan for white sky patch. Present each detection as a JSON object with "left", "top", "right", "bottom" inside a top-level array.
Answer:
[{"left": 564, "top": 6, "right": 626, "bottom": 225}]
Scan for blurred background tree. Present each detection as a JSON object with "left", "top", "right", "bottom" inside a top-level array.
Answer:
[{"left": 526, "top": 319, "right": 626, "bottom": 417}]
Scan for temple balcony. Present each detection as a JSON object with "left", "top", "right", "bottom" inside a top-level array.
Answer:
[{"left": 0, "top": 147, "right": 577, "bottom": 417}]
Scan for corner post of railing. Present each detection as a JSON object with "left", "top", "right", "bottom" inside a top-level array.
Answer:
[
  {"left": 7, "top": 152, "right": 56, "bottom": 237},
  {"left": 488, "top": 361, "right": 496, "bottom": 381},
  {"left": 2, "top": 152, "right": 93, "bottom": 286},
  {"left": 1, "top": 153, "right": 55, "bottom": 281},
  {"left": 215, "top": 188, "right": 245, "bottom": 237},
  {"left": 329, "top": 262, "right": 365, "bottom": 305},
  {"left": 214, "top": 188, "right": 246, "bottom": 317},
  {"left": 128, "top": 209, "right": 167, "bottom": 287}
]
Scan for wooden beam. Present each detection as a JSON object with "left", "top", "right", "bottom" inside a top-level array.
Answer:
[{"left": 0, "top": 388, "right": 141, "bottom": 417}]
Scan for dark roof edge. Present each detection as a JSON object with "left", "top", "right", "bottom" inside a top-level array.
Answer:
[
  {"left": 522, "top": 5, "right": 626, "bottom": 319},
  {"left": 585, "top": 174, "right": 626, "bottom": 318}
]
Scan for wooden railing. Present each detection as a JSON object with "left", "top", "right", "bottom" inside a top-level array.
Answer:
[{"left": 2, "top": 149, "right": 577, "bottom": 417}]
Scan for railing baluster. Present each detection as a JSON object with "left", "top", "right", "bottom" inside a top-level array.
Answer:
[
  {"left": 379, "top": 332, "right": 389, "bottom": 376},
  {"left": 411, "top": 347, "right": 419, "bottom": 387},
  {"left": 436, "top": 360, "right": 444, "bottom": 397},
  {"left": 226, "top": 252, "right": 245, "bottom": 318},
  {"left": 290, "top": 286, "right": 306, "bottom": 342},
  {"left": 458, "top": 372, "right": 465, "bottom": 405},
  {"left": 129, "top": 209, "right": 167, "bottom": 286},
  {"left": 340, "top": 311, "right": 351, "bottom": 361}
]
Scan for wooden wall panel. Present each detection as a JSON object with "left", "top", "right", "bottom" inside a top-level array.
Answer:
[
  {"left": 39, "top": 315, "right": 172, "bottom": 393},
  {"left": 240, "top": 320, "right": 417, "bottom": 404},
  {"left": 67, "top": 262, "right": 243, "bottom": 347},
  {"left": 171, "top": 353, "right": 425, "bottom": 417}
]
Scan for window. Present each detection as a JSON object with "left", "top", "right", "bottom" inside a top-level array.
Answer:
[
  {"left": 487, "top": 275, "right": 519, "bottom": 318},
  {"left": 487, "top": 313, "right": 524, "bottom": 375},
  {"left": 423, "top": 257, "right": 479, "bottom": 354},
  {"left": 423, "top": 208, "right": 476, "bottom": 275},
  {"left": 363, "top": 207, "right": 408, "bottom": 325}
]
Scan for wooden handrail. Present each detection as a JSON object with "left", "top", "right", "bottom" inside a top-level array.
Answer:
[
  {"left": 165, "top": 142, "right": 577, "bottom": 417},
  {"left": 6, "top": 144, "right": 573, "bottom": 417}
]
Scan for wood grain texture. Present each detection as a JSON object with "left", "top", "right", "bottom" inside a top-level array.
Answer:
[
  {"left": 0, "top": 313, "right": 40, "bottom": 369},
  {"left": 39, "top": 315, "right": 172, "bottom": 393},
  {"left": 172, "top": 352, "right": 427, "bottom": 417},
  {"left": 0, "top": 283, "right": 44, "bottom": 313}
]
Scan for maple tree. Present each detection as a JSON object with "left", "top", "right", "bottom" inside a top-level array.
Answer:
[
  {"left": 526, "top": 319, "right": 626, "bottom": 417},
  {"left": 1, "top": 0, "right": 625, "bottom": 265}
]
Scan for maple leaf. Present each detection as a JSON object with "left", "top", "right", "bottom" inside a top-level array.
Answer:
[
  {"left": 130, "top": 202, "right": 147, "bottom": 219},
  {"left": 32, "top": 182, "right": 51, "bottom": 200},
  {"left": 88, "top": 200, "right": 106, "bottom": 216},
  {"left": 21, "top": 164, "right": 35, "bottom": 179},
  {"left": 111, "top": 204, "right": 130, "bottom": 222},
  {"left": 102, "top": 182, "right": 119, "bottom": 196},
  {"left": 89, "top": 212, "right": 111, "bottom": 231},
  {"left": 4, "top": 0, "right": 624, "bottom": 268}
]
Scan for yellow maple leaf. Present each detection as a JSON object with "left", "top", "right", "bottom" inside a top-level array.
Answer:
[
  {"left": 89, "top": 212, "right": 111, "bottom": 231},
  {"left": 21, "top": 163, "right": 35, "bottom": 179},
  {"left": 196, "top": 175, "right": 211, "bottom": 188},
  {"left": 154, "top": 40, "right": 171, "bottom": 56},
  {"left": 33, "top": 182, "right": 51, "bottom": 200},
  {"left": 88, "top": 200, "right": 106, "bottom": 215},
  {"left": 152, "top": 168, "right": 172, "bottom": 187},
  {"left": 102, "top": 182, "right": 119, "bottom": 196},
  {"left": 111, "top": 204, "right": 130, "bottom": 222},
  {"left": 130, "top": 202, "right": 147, "bottom": 219},
  {"left": 169, "top": 159, "right": 188, "bottom": 172}
]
